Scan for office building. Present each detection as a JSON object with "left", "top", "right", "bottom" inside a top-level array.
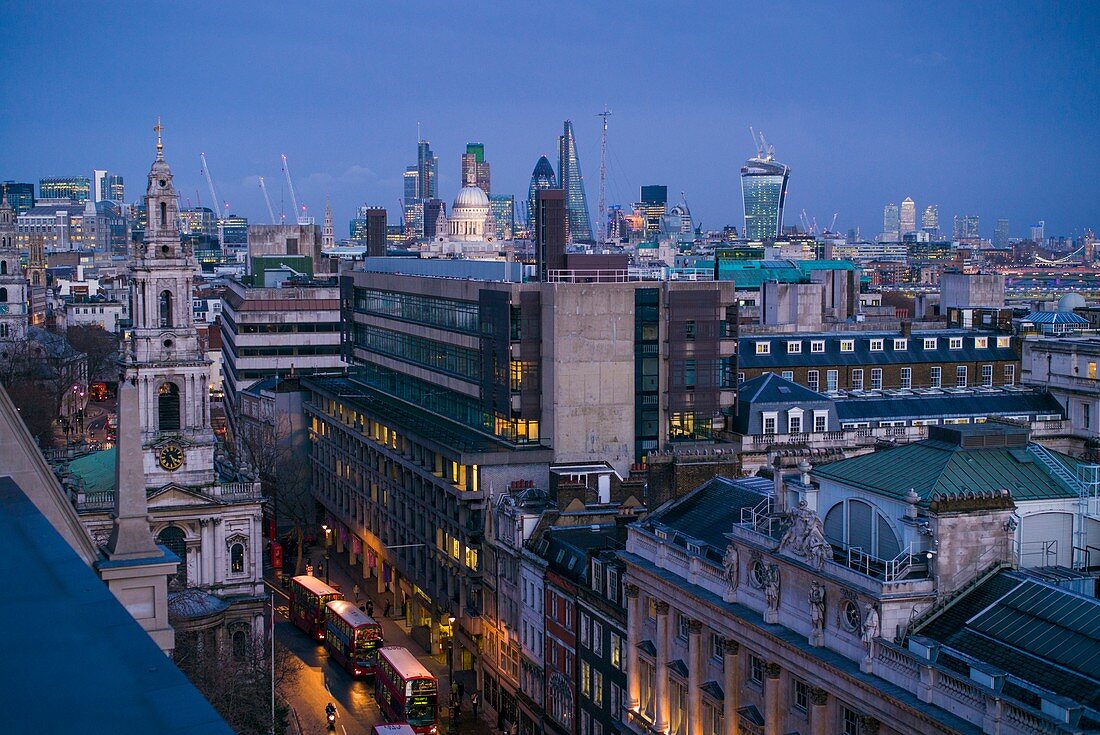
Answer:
[
  {"left": 1031, "top": 220, "right": 1046, "bottom": 244},
  {"left": 640, "top": 185, "right": 668, "bottom": 237},
  {"left": 489, "top": 195, "right": 515, "bottom": 240},
  {"left": 558, "top": 120, "right": 594, "bottom": 243},
  {"left": 220, "top": 214, "right": 249, "bottom": 250},
  {"left": 921, "top": 204, "right": 939, "bottom": 237},
  {"left": 740, "top": 143, "right": 790, "bottom": 240},
  {"left": 461, "top": 142, "right": 491, "bottom": 194},
  {"left": 882, "top": 202, "right": 900, "bottom": 241},
  {"left": 39, "top": 175, "right": 90, "bottom": 202},
  {"left": 350, "top": 206, "right": 388, "bottom": 256},
  {"left": 535, "top": 189, "right": 567, "bottom": 282},
  {"left": 417, "top": 140, "right": 439, "bottom": 200},
  {"left": 93, "top": 169, "right": 124, "bottom": 202},
  {"left": 179, "top": 206, "right": 218, "bottom": 237},
  {"left": 994, "top": 218, "right": 1010, "bottom": 246},
  {"left": 424, "top": 199, "right": 448, "bottom": 239},
  {"left": 953, "top": 214, "right": 980, "bottom": 241},
  {"left": 527, "top": 155, "right": 557, "bottom": 227},
  {"left": 0, "top": 181, "right": 34, "bottom": 214},
  {"left": 247, "top": 223, "right": 323, "bottom": 272},
  {"left": 899, "top": 196, "right": 916, "bottom": 237}
]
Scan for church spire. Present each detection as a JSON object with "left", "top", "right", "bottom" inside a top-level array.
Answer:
[{"left": 154, "top": 117, "right": 164, "bottom": 161}]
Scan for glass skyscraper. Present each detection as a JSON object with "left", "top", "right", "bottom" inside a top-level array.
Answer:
[
  {"left": 489, "top": 195, "right": 515, "bottom": 240},
  {"left": 527, "top": 156, "right": 557, "bottom": 228},
  {"left": 0, "top": 181, "right": 34, "bottom": 215},
  {"left": 882, "top": 203, "right": 901, "bottom": 240},
  {"left": 417, "top": 141, "right": 438, "bottom": 200},
  {"left": 461, "top": 143, "right": 491, "bottom": 194},
  {"left": 740, "top": 150, "right": 789, "bottom": 241},
  {"left": 921, "top": 205, "right": 939, "bottom": 237},
  {"left": 557, "top": 120, "right": 593, "bottom": 243},
  {"left": 39, "top": 176, "right": 91, "bottom": 202}
]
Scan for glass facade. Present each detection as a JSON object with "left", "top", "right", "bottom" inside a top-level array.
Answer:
[
  {"left": 489, "top": 195, "right": 515, "bottom": 240},
  {"left": 558, "top": 120, "right": 593, "bottom": 242},
  {"left": 634, "top": 288, "right": 660, "bottom": 460},
  {"left": 1, "top": 182, "right": 35, "bottom": 215},
  {"left": 220, "top": 215, "right": 248, "bottom": 248},
  {"left": 527, "top": 156, "right": 557, "bottom": 227},
  {"left": 417, "top": 141, "right": 438, "bottom": 200},
  {"left": 740, "top": 158, "right": 789, "bottom": 240},
  {"left": 39, "top": 176, "right": 91, "bottom": 202}
]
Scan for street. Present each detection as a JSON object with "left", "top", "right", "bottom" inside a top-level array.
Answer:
[{"left": 271, "top": 551, "right": 494, "bottom": 735}]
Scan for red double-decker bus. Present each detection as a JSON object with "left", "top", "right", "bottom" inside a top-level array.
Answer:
[
  {"left": 289, "top": 575, "right": 342, "bottom": 641},
  {"left": 324, "top": 599, "right": 384, "bottom": 677},
  {"left": 375, "top": 646, "right": 439, "bottom": 735}
]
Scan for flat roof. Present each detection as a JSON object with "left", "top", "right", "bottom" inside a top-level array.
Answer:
[{"left": 0, "top": 477, "right": 233, "bottom": 734}]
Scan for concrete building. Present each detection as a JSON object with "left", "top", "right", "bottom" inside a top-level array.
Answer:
[
  {"left": 247, "top": 223, "right": 323, "bottom": 272},
  {"left": 1022, "top": 335, "right": 1100, "bottom": 444},
  {"left": 219, "top": 276, "right": 343, "bottom": 428}
]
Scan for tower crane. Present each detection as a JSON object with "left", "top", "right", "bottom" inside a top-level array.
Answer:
[
  {"left": 281, "top": 154, "right": 312, "bottom": 225},
  {"left": 829, "top": 213, "right": 839, "bottom": 233},
  {"left": 596, "top": 106, "right": 611, "bottom": 243},
  {"left": 200, "top": 153, "right": 223, "bottom": 220},
  {"left": 258, "top": 176, "right": 277, "bottom": 225}
]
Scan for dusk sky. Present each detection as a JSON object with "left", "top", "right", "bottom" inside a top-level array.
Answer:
[{"left": 1, "top": 1, "right": 1097, "bottom": 239}]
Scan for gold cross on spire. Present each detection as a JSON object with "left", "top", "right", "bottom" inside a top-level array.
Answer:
[{"left": 154, "top": 117, "right": 164, "bottom": 158}]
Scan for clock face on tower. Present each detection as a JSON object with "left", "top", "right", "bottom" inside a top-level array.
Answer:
[{"left": 158, "top": 442, "right": 185, "bottom": 471}]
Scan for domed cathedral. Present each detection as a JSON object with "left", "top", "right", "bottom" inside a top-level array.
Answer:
[
  {"left": 0, "top": 192, "right": 28, "bottom": 341},
  {"left": 422, "top": 167, "right": 506, "bottom": 257},
  {"left": 70, "top": 123, "right": 266, "bottom": 651}
]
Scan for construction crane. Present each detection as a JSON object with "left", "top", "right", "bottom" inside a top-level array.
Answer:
[
  {"left": 258, "top": 176, "right": 277, "bottom": 225},
  {"left": 828, "top": 213, "right": 839, "bottom": 233},
  {"left": 199, "top": 153, "right": 223, "bottom": 220},
  {"left": 281, "top": 154, "right": 312, "bottom": 225},
  {"left": 596, "top": 106, "right": 611, "bottom": 243}
]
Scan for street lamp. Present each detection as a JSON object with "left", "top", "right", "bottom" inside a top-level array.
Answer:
[
  {"left": 447, "top": 614, "right": 457, "bottom": 728},
  {"left": 322, "top": 525, "right": 332, "bottom": 585}
]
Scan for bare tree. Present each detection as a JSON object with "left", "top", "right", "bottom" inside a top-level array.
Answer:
[
  {"left": 171, "top": 618, "right": 300, "bottom": 735},
  {"left": 236, "top": 412, "right": 317, "bottom": 576},
  {"left": 4, "top": 376, "right": 58, "bottom": 447},
  {"left": 65, "top": 324, "right": 120, "bottom": 383}
]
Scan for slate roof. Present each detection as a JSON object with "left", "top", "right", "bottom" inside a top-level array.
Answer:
[
  {"left": 738, "top": 372, "right": 829, "bottom": 405},
  {"left": 833, "top": 390, "right": 1064, "bottom": 422},
  {"left": 0, "top": 477, "right": 233, "bottom": 734},
  {"left": 541, "top": 525, "right": 626, "bottom": 584},
  {"left": 914, "top": 570, "right": 1100, "bottom": 710},
  {"left": 812, "top": 427, "right": 1078, "bottom": 503},
  {"left": 644, "top": 476, "right": 770, "bottom": 551},
  {"left": 739, "top": 330, "right": 1017, "bottom": 370}
]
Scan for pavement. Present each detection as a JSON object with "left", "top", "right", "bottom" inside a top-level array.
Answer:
[{"left": 269, "top": 548, "right": 499, "bottom": 735}]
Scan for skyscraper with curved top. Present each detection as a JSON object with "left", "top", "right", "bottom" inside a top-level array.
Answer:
[
  {"left": 527, "top": 155, "right": 557, "bottom": 227},
  {"left": 740, "top": 135, "right": 790, "bottom": 241},
  {"left": 558, "top": 120, "right": 593, "bottom": 243}
]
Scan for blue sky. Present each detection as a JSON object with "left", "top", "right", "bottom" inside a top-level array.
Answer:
[{"left": 1, "top": 1, "right": 1096, "bottom": 239}]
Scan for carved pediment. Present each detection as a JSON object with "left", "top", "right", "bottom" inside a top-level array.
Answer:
[{"left": 147, "top": 483, "right": 215, "bottom": 508}]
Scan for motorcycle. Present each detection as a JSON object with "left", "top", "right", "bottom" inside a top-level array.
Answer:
[{"left": 326, "top": 704, "right": 337, "bottom": 730}]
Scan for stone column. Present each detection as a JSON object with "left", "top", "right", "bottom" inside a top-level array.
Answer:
[
  {"left": 625, "top": 584, "right": 642, "bottom": 711},
  {"left": 687, "top": 620, "right": 703, "bottom": 735},
  {"left": 655, "top": 600, "right": 671, "bottom": 733},
  {"left": 809, "top": 687, "right": 828, "bottom": 735},
  {"left": 722, "top": 639, "right": 741, "bottom": 735},
  {"left": 764, "top": 662, "right": 781, "bottom": 735}
]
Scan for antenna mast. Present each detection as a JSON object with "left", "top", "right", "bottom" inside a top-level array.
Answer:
[{"left": 596, "top": 106, "right": 612, "bottom": 243}]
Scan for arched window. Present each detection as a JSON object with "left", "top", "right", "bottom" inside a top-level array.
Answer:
[
  {"left": 824, "top": 499, "right": 901, "bottom": 560},
  {"left": 231, "top": 543, "right": 245, "bottom": 574},
  {"left": 158, "top": 382, "right": 180, "bottom": 431},
  {"left": 0, "top": 287, "right": 7, "bottom": 302},
  {"left": 156, "top": 525, "right": 187, "bottom": 587},
  {"left": 0, "top": 324, "right": 8, "bottom": 339},
  {"left": 159, "top": 201, "right": 167, "bottom": 227},
  {"left": 159, "top": 290, "right": 173, "bottom": 327},
  {"left": 0, "top": 260, "right": 6, "bottom": 275},
  {"left": 232, "top": 630, "right": 248, "bottom": 659}
]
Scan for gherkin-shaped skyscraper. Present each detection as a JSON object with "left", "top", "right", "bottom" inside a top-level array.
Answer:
[
  {"left": 557, "top": 120, "right": 593, "bottom": 243},
  {"left": 527, "top": 155, "right": 557, "bottom": 227}
]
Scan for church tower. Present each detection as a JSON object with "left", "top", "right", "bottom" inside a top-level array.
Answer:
[
  {"left": 126, "top": 122, "right": 216, "bottom": 491},
  {"left": 0, "top": 193, "right": 27, "bottom": 341}
]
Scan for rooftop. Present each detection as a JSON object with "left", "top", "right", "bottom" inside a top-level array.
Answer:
[
  {"left": 813, "top": 424, "right": 1080, "bottom": 503},
  {"left": 0, "top": 477, "right": 232, "bottom": 734}
]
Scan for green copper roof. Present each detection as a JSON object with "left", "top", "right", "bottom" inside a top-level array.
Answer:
[
  {"left": 67, "top": 447, "right": 117, "bottom": 495},
  {"left": 813, "top": 434, "right": 1078, "bottom": 503}
]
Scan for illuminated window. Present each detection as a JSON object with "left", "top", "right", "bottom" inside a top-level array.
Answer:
[
  {"left": 755, "top": 341, "right": 770, "bottom": 355},
  {"left": 997, "top": 336, "right": 1011, "bottom": 348},
  {"left": 840, "top": 340, "right": 854, "bottom": 352},
  {"left": 974, "top": 337, "right": 988, "bottom": 349}
]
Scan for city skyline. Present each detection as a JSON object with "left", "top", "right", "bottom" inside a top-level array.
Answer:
[{"left": 0, "top": 2, "right": 1096, "bottom": 237}]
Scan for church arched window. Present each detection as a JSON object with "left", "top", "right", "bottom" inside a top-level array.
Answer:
[
  {"left": 0, "top": 324, "right": 8, "bottom": 339},
  {"left": 156, "top": 525, "right": 187, "bottom": 587},
  {"left": 0, "top": 287, "right": 6, "bottom": 302},
  {"left": 159, "top": 201, "right": 167, "bottom": 227},
  {"left": 231, "top": 543, "right": 245, "bottom": 574},
  {"left": 0, "top": 261, "right": 6, "bottom": 275},
  {"left": 232, "top": 630, "right": 248, "bottom": 659},
  {"left": 159, "top": 290, "right": 173, "bottom": 327},
  {"left": 158, "top": 382, "right": 180, "bottom": 431}
]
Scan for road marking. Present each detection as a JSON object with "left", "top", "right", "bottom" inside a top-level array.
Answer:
[
  {"left": 266, "top": 580, "right": 291, "bottom": 602},
  {"left": 341, "top": 726, "right": 348, "bottom": 735}
]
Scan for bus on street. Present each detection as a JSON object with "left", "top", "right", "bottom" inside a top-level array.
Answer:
[
  {"left": 289, "top": 575, "right": 342, "bottom": 641},
  {"left": 324, "top": 599, "right": 384, "bottom": 677},
  {"left": 375, "top": 646, "right": 439, "bottom": 735}
]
